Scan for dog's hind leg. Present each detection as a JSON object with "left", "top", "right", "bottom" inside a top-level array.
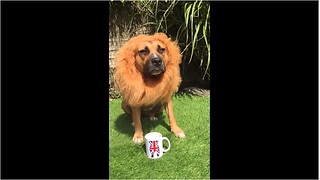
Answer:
[
  {"left": 121, "top": 101, "right": 136, "bottom": 126},
  {"left": 121, "top": 101, "right": 132, "bottom": 116},
  {"left": 143, "top": 103, "right": 164, "bottom": 121}
]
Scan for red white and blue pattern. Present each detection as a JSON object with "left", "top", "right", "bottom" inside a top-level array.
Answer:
[{"left": 149, "top": 140, "right": 160, "bottom": 157}]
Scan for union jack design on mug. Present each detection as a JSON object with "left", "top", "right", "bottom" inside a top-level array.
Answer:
[{"left": 149, "top": 140, "right": 160, "bottom": 157}]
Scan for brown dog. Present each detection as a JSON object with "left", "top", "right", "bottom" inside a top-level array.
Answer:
[{"left": 114, "top": 33, "right": 185, "bottom": 143}]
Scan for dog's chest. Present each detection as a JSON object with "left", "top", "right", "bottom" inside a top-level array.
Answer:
[{"left": 141, "top": 103, "right": 162, "bottom": 111}]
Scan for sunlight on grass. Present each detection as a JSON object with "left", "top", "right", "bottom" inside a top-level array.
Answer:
[{"left": 109, "top": 94, "right": 210, "bottom": 179}]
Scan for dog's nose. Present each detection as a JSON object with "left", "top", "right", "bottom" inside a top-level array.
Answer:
[{"left": 151, "top": 58, "right": 162, "bottom": 66}]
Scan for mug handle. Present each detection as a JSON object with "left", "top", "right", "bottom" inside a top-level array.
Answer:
[{"left": 162, "top": 137, "right": 171, "bottom": 152}]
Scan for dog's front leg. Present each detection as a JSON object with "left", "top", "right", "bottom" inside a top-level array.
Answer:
[
  {"left": 164, "top": 99, "right": 185, "bottom": 138},
  {"left": 131, "top": 106, "right": 144, "bottom": 143}
]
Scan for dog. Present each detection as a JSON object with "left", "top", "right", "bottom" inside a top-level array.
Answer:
[{"left": 114, "top": 33, "right": 185, "bottom": 143}]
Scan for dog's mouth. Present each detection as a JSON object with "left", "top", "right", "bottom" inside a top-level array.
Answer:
[
  {"left": 144, "top": 67, "right": 165, "bottom": 78},
  {"left": 150, "top": 69, "right": 164, "bottom": 76}
]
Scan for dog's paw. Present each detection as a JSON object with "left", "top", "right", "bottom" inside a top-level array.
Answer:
[
  {"left": 149, "top": 117, "right": 158, "bottom": 121},
  {"left": 171, "top": 128, "right": 186, "bottom": 138},
  {"left": 132, "top": 133, "right": 144, "bottom": 144},
  {"left": 175, "top": 132, "right": 186, "bottom": 138},
  {"left": 133, "top": 137, "right": 144, "bottom": 144}
]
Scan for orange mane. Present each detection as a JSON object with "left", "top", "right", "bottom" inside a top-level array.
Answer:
[{"left": 114, "top": 33, "right": 182, "bottom": 107}]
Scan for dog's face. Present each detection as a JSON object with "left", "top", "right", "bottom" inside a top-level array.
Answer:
[{"left": 135, "top": 40, "right": 167, "bottom": 78}]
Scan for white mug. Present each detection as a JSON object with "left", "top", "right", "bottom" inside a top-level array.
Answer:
[{"left": 145, "top": 132, "right": 171, "bottom": 159}]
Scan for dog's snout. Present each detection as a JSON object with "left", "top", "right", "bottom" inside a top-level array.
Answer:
[{"left": 151, "top": 58, "right": 162, "bottom": 66}]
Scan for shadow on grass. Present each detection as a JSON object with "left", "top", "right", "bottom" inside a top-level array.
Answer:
[
  {"left": 141, "top": 143, "right": 146, "bottom": 154},
  {"left": 114, "top": 112, "right": 171, "bottom": 138},
  {"left": 174, "top": 92, "right": 194, "bottom": 98}
]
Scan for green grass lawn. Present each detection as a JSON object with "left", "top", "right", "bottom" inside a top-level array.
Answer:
[{"left": 109, "top": 94, "right": 210, "bottom": 179}]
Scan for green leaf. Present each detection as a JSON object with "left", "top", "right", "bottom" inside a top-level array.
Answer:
[{"left": 189, "top": 20, "right": 202, "bottom": 64}]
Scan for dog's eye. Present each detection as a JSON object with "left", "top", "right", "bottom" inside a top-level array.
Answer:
[
  {"left": 139, "top": 48, "right": 149, "bottom": 55},
  {"left": 157, "top": 45, "right": 165, "bottom": 54}
]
